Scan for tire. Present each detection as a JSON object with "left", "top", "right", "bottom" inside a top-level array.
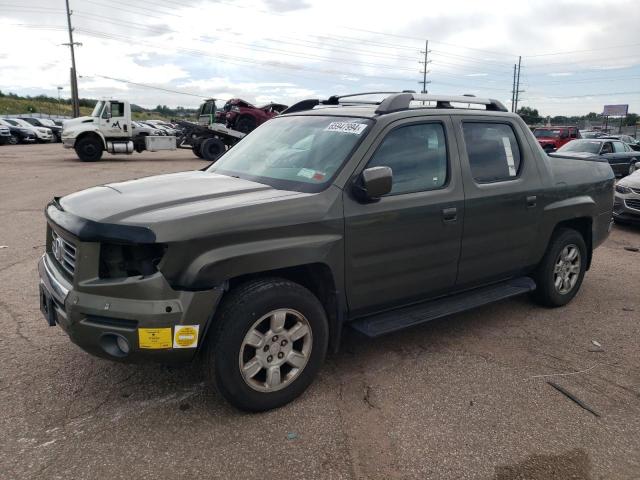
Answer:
[
  {"left": 192, "top": 139, "right": 204, "bottom": 158},
  {"left": 74, "top": 135, "right": 103, "bottom": 162},
  {"left": 205, "top": 278, "right": 329, "bottom": 412},
  {"left": 532, "top": 228, "right": 587, "bottom": 307},
  {"left": 235, "top": 115, "right": 256, "bottom": 133},
  {"left": 200, "top": 137, "right": 225, "bottom": 161},
  {"left": 9, "top": 135, "right": 18, "bottom": 145}
]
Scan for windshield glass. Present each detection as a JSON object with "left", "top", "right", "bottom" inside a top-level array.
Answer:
[
  {"left": 582, "top": 131, "right": 600, "bottom": 138},
  {"left": 558, "top": 140, "right": 602, "bottom": 154},
  {"left": 13, "top": 119, "right": 32, "bottom": 127},
  {"left": 3, "top": 119, "right": 18, "bottom": 126},
  {"left": 39, "top": 119, "right": 56, "bottom": 126},
  {"left": 208, "top": 116, "right": 373, "bottom": 192},
  {"left": 534, "top": 129, "right": 562, "bottom": 138},
  {"left": 91, "top": 101, "right": 104, "bottom": 117}
]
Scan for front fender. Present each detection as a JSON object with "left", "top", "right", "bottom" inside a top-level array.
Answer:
[{"left": 170, "top": 234, "right": 343, "bottom": 290}]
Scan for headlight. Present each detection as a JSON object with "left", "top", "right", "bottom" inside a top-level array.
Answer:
[
  {"left": 615, "top": 184, "right": 632, "bottom": 194},
  {"left": 99, "top": 243, "right": 166, "bottom": 279}
]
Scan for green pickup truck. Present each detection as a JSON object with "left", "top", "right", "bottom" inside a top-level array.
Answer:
[{"left": 39, "top": 92, "right": 615, "bottom": 411}]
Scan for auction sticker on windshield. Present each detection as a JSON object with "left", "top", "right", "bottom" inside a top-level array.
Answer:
[{"left": 324, "top": 122, "right": 367, "bottom": 135}]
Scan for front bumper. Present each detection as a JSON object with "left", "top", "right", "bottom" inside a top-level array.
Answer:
[
  {"left": 613, "top": 194, "right": 640, "bottom": 223},
  {"left": 38, "top": 253, "right": 223, "bottom": 363},
  {"left": 62, "top": 137, "right": 75, "bottom": 148}
]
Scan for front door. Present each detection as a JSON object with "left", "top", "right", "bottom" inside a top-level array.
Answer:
[
  {"left": 344, "top": 117, "right": 464, "bottom": 317},
  {"left": 453, "top": 117, "right": 543, "bottom": 288},
  {"left": 101, "top": 101, "right": 129, "bottom": 138}
]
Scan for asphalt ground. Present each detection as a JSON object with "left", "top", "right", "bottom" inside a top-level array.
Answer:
[{"left": 1, "top": 143, "right": 639, "bottom": 480}]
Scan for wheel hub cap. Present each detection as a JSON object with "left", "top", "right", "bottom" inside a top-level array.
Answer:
[
  {"left": 239, "top": 308, "right": 312, "bottom": 392},
  {"left": 553, "top": 244, "right": 581, "bottom": 295}
]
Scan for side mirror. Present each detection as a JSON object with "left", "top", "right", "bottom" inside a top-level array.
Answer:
[{"left": 354, "top": 166, "right": 392, "bottom": 201}]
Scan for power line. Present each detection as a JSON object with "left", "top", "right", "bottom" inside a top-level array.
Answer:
[
  {"left": 525, "top": 42, "right": 640, "bottom": 58},
  {"left": 84, "top": 75, "right": 208, "bottom": 98}
]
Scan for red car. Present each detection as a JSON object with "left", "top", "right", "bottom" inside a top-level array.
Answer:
[
  {"left": 216, "top": 99, "right": 288, "bottom": 133},
  {"left": 533, "top": 126, "right": 581, "bottom": 152}
]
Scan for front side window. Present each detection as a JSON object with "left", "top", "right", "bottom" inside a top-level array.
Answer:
[
  {"left": 613, "top": 141, "right": 626, "bottom": 153},
  {"left": 110, "top": 102, "right": 125, "bottom": 117},
  {"left": 600, "top": 142, "right": 613, "bottom": 154},
  {"left": 462, "top": 122, "right": 522, "bottom": 183},
  {"left": 209, "top": 116, "right": 373, "bottom": 192},
  {"left": 366, "top": 123, "right": 448, "bottom": 195}
]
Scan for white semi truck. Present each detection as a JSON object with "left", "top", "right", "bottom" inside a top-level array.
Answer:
[{"left": 61, "top": 99, "right": 178, "bottom": 162}]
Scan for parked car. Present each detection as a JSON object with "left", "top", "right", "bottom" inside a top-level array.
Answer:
[
  {"left": 4, "top": 118, "right": 53, "bottom": 143},
  {"left": 551, "top": 138, "right": 640, "bottom": 177},
  {"left": 0, "top": 118, "right": 37, "bottom": 144},
  {"left": 0, "top": 124, "right": 11, "bottom": 145},
  {"left": 146, "top": 120, "right": 177, "bottom": 136},
  {"left": 580, "top": 130, "right": 603, "bottom": 139},
  {"left": 613, "top": 170, "right": 640, "bottom": 224},
  {"left": 139, "top": 121, "right": 167, "bottom": 136},
  {"left": 533, "top": 126, "right": 581, "bottom": 152},
  {"left": 38, "top": 92, "right": 614, "bottom": 412},
  {"left": 21, "top": 117, "right": 62, "bottom": 142},
  {"left": 599, "top": 134, "right": 640, "bottom": 151},
  {"left": 216, "top": 98, "right": 288, "bottom": 133},
  {"left": 131, "top": 121, "right": 160, "bottom": 138}
]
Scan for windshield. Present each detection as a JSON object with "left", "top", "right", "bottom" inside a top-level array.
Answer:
[
  {"left": 13, "top": 119, "right": 32, "bottom": 127},
  {"left": 582, "top": 131, "right": 600, "bottom": 138},
  {"left": 39, "top": 119, "right": 56, "bottom": 126},
  {"left": 534, "top": 129, "right": 562, "bottom": 138},
  {"left": 2, "top": 119, "right": 18, "bottom": 126},
  {"left": 91, "top": 101, "right": 104, "bottom": 117},
  {"left": 208, "top": 115, "right": 373, "bottom": 192},
  {"left": 557, "top": 140, "right": 602, "bottom": 154}
]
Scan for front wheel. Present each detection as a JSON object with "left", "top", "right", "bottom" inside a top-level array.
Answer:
[
  {"left": 205, "top": 278, "right": 329, "bottom": 411},
  {"left": 74, "top": 136, "right": 103, "bottom": 162},
  {"left": 9, "top": 135, "right": 18, "bottom": 145},
  {"left": 532, "top": 228, "right": 587, "bottom": 307}
]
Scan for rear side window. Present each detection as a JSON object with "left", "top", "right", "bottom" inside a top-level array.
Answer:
[
  {"left": 613, "top": 141, "right": 626, "bottom": 153},
  {"left": 462, "top": 123, "right": 521, "bottom": 183},
  {"left": 367, "top": 123, "right": 448, "bottom": 195}
]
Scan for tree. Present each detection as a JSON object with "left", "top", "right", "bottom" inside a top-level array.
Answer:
[
  {"left": 516, "top": 106, "right": 541, "bottom": 125},
  {"left": 625, "top": 113, "right": 639, "bottom": 126}
]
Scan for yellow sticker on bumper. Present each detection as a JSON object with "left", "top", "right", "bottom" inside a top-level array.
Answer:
[
  {"left": 173, "top": 325, "right": 199, "bottom": 349},
  {"left": 138, "top": 328, "right": 172, "bottom": 349}
]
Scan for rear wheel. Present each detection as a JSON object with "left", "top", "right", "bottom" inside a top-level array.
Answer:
[
  {"left": 75, "top": 136, "right": 103, "bottom": 162},
  {"left": 532, "top": 228, "right": 587, "bottom": 307},
  {"left": 200, "top": 137, "right": 225, "bottom": 161},
  {"left": 205, "top": 278, "right": 329, "bottom": 411}
]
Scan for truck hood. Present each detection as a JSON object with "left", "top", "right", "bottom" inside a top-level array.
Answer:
[
  {"left": 59, "top": 171, "right": 302, "bottom": 225},
  {"left": 61, "top": 116, "right": 95, "bottom": 135}
]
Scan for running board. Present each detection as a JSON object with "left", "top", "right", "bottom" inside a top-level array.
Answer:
[{"left": 349, "top": 277, "right": 536, "bottom": 337}]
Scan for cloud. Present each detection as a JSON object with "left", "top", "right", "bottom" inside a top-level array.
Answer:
[
  {"left": 262, "top": 0, "right": 312, "bottom": 12},
  {"left": 549, "top": 72, "right": 573, "bottom": 77}
]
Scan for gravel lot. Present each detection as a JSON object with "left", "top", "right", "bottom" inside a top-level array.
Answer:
[{"left": 1, "top": 143, "right": 639, "bottom": 480}]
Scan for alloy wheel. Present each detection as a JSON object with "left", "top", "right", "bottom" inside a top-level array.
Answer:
[{"left": 553, "top": 244, "right": 581, "bottom": 295}]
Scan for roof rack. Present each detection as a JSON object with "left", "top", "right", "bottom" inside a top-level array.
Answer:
[{"left": 281, "top": 92, "right": 508, "bottom": 115}]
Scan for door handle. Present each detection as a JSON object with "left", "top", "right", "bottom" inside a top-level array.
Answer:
[
  {"left": 526, "top": 195, "right": 537, "bottom": 208},
  {"left": 442, "top": 207, "right": 457, "bottom": 222}
]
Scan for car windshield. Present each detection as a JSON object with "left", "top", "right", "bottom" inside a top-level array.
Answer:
[
  {"left": 557, "top": 140, "right": 602, "bottom": 154},
  {"left": 208, "top": 115, "right": 373, "bottom": 192},
  {"left": 91, "top": 101, "right": 104, "bottom": 117},
  {"left": 12, "top": 119, "right": 32, "bottom": 127},
  {"left": 39, "top": 119, "right": 56, "bottom": 126},
  {"left": 582, "top": 132, "right": 600, "bottom": 138},
  {"left": 1, "top": 119, "right": 17, "bottom": 126},
  {"left": 534, "top": 129, "right": 562, "bottom": 138}
]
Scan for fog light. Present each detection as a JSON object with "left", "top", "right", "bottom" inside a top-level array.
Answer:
[{"left": 100, "top": 333, "right": 130, "bottom": 358}]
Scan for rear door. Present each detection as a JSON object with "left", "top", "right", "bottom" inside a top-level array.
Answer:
[
  {"left": 344, "top": 116, "right": 464, "bottom": 317},
  {"left": 453, "top": 116, "right": 543, "bottom": 288}
]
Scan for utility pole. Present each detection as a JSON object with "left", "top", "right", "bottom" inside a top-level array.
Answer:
[
  {"left": 57, "top": 86, "right": 63, "bottom": 117},
  {"left": 418, "top": 40, "right": 431, "bottom": 93},
  {"left": 514, "top": 55, "right": 523, "bottom": 113},
  {"left": 64, "top": 0, "right": 81, "bottom": 117},
  {"left": 511, "top": 64, "right": 517, "bottom": 112}
]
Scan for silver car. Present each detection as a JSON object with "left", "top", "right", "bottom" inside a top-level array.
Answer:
[{"left": 613, "top": 170, "right": 640, "bottom": 224}]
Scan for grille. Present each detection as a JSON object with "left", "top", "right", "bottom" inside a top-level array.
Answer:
[
  {"left": 625, "top": 198, "right": 640, "bottom": 211},
  {"left": 51, "top": 229, "right": 77, "bottom": 277}
]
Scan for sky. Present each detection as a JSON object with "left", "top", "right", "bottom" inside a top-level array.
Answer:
[{"left": 0, "top": 0, "right": 639, "bottom": 117}]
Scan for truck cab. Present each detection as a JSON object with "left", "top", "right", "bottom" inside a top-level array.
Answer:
[{"left": 62, "top": 99, "right": 175, "bottom": 161}]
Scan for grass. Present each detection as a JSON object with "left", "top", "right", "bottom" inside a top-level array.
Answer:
[{"left": 0, "top": 97, "right": 182, "bottom": 121}]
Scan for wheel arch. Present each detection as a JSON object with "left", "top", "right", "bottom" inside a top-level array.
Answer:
[
  {"left": 221, "top": 263, "right": 343, "bottom": 353},
  {"left": 548, "top": 217, "right": 593, "bottom": 270},
  {"left": 75, "top": 130, "right": 106, "bottom": 149}
]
